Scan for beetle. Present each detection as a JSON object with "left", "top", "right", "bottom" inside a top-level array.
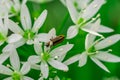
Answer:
[{"left": 46, "top": 35, "right": 65, "bottom": 47}]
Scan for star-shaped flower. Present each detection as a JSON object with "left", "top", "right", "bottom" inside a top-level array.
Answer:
[
  {"left": 64, "top": 34, "right": 120, "bottom": 72},
  {"left": 65, "top": 0, "right": 113, "bottom": 39},
  {"left": 26, "top": 40, "right": 73, "bottom": 79},
  {"left": 67, "top": 18, "right": 114, "bottom": 39},
  {"left": 7, "top": 3, "right": 48, "bottom": 47},
  {"left": 0, "top": 45, "right": 33, "bottom": 80},
  {"left": 0, "top": 0, "right": 24, "bottom": 18}
]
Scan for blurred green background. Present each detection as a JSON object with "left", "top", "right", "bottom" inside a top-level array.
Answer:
[{"left": 1, "top": 0, "right": 120, "bottom": 80}]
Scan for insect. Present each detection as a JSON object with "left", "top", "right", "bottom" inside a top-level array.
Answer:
[{"left": 46, "top": 35, "right": 65, "bottom": 47}]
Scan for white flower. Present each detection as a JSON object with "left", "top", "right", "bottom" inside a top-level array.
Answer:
[
  {"left": 0, "top": 45, "right": 33, "bottom": 80},
  {"left": 0, "top": 16, "right": 8, "bottom": 46},
  {"left": 7, "top": 3, "right": 47, "bottom": 47},
  {"left": 64, "top": 34, "right": 120, "bottom": 72},
  {"left": 0, "top": 0, "right": 23, "bottom": 18},
  {"left": 66, "top": 0, "right": 106, "bottom": 23},
  {"left": 66, "top": 0, "right": 111, "bottom": 39},
  {"left": 26, "top": 40, "right": 73, "bottom": 79},
  {"left": 28, "top": 0, "right": 53, "bottom": 3},
  {"left": 67, "top": 18, "right": 114, "bottom": 39}
]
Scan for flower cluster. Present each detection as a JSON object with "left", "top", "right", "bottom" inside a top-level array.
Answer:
[{"left": 0, "top": 0, "right": 120, "bottom": 80}]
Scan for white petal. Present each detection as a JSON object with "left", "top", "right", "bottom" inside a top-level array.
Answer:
[
  {"left": 66, "top": 0, "right": 78, "bottom": 23},
  {"left": 31, "top": 64, "right": 40, "bottom": 70},
  {"left": 95, "top": 51, "right": 120, "bottom": 62},
  {"left": 22, "top": 0, "right": 27, "bottom": 4},
  {"left": 50, "top": 44, "right": 73, "bottom": 58},
  {"left": 3, "top": 77, "right": 12, "bottom": 80},
  {"left": 48, "top": 59, "right": 68, "bottom": 71},
  {"left": 57, "top": 53, "right": 66, "bottom": 62},
  {"left": 95, "top": 34, "right": 120, "bottom": 50},
  {"left": 78, "top": 52, "right": 88, "bottom": 67},
  {"left": 2, "top": 44, "right": 15, "bottom": 53},
  {"left": 40, "top": 61, "right": 49, "bottom": 79},
  {"left": 90, "top": 56, "right": 110, "bottom": 73},
  {"left": 88, "top": 19, "right": 114, "bottom": 33},
  {"left": 35, "top": 33, "right": 49, "bottom": 42},
  {"left": 0, "top": 65, "right": 13, "bottom": 75},
  {"left": 2, "top": 16, "right": 8, "bottom": 36},
  {"left": 34, "top": 40, "right": 43, "bottom": 55},
  {"left": 7, "top": 34, "right": 23, "bottom": 43},
  {"left": 81, "top": 0, "right": 105, "bottom": 21},
  {"left": 77, "top": 0, "right": 90, "bottom": 9},
  {"left": 38, "top": 77, "right": 44, "bottom": 80},
  {"left": 0, "top": 16, "right": 8, "bottom": 36},
  {"left": 8, "top": 19, "right": 24, "bottom": 34},
  {"left": 85, "top": 18, "right": 101, "bottom": 31},
  {"left": 48, "top": 28, "right": 56, "bottom": 38},
  {"left": 64, "top": 54, "right": 81, "bottom": 65},
  {"left": 26, "top": 39, "right": 34, "bottom": 45},
  {"left": 13, "top": 38, "right": 26, "bottom": 48},
  {"left": 66, "top": 25, "right": 78, "bottom": 39},
  {"left": 21, "top": 4, "right": 31, "bottom": 30},
  {"left": 0, "top": 53, "right": 10, "bottom": 64},
  {"left": 28, "top": 55, "right": 40, "bottom": 64},
  {"left": 32, "top": 10, "right": 47, "bottom": 33},
  {"left": 10, "top": 49, "right": 20, "bottom": 71},
  {"left": 85, "top": 34, "right": 96, "bottom": 50},
  {"left": 23, "top": 76, "right": 34, "bottom": 80},
  {"left": 81, "top": 27, "right": 103, "bottom": 37},
  {"left": 13, "top": 0, "right": 21, "bottom": 10},
  {"left": 97, "top": 25, "right": 114, "bottom": 33},
  {"left": 21, "top": 62, "right": 31, "bottom": 75}
]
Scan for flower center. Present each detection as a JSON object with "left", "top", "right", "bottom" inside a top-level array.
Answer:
[
  {"left": 41, "top": 52, "right": 50, "bottom": 61},
  {"left": 23, "top": 30, "right": 35, "bottom": 40},
  {"left": 12, "top": 71, "right": 21, "bottom": 80},
  {"left": 0, "top": 32, "right": 6, "bottom": 42},
  {"left": 77, "top": 18, "right": 84, "bottom": 25},
  {"left": 87, "top": 46, "right": 96, "bottom": 55},
  {"left": 10, "top": 6, "right": 17, "bottom": 14}
]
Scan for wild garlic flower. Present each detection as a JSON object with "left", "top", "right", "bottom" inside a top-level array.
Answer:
[
  {"left": 66, "top": 0, "right": 109, "bottom": 39},
  {"left": 7, "top": 4, "right": 47, "bottom": 47},
  {"left": 28, "top": 0, "right": 53, "bottom": 3},
  {"left": 26, "top": 40, "right": 73, "bottom": 79},
  {"left": 64, "top": 34, "right": 120, "bottom": 72},
  {"left": 67, "top": 18, "right": 114, "bottom": 39},
  {"left": 0, "top": 45, "right": 33, "bottom": 80},
  {"left": 0, "top": 16, "right": 8, "bottom": 46},
  {"left": 0, "top": 0, "right": 22, "bottom": 18}
]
